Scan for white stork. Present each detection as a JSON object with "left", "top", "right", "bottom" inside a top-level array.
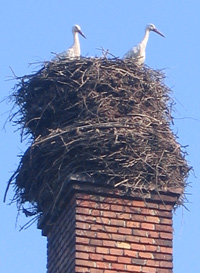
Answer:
[
  {"left": 123, "top": 23, "right": 165, "bottom": 65},
  {"left": 53, "top": 25, "right": 86, "bottom": 61}
]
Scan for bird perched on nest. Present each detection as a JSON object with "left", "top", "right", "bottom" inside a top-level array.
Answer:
[
  {"left": 123, "top": 23, "right": 165, "bottom": 65},
  {"left": 53, "top": 24, "right": 86, "bottom": 61}
]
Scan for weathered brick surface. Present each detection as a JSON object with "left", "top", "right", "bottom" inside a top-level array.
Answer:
[{"left": 46, "top": 192, "right": 175, "bottom": 273}]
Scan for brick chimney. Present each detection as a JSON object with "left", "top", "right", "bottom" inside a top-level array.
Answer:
[
  {"left": 39, "top": 182, "right": 179, "bottom": 273},
  {"left": 8, "top": 59, "right": 189, "bottom": 273}
]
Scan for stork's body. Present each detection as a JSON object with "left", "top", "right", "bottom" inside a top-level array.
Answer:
[
  {"left": 123, "top": 24, "right": 165, "bottom": 65},
  {"left": 53, "top": 25, "right": 86, "bottom": 61}
]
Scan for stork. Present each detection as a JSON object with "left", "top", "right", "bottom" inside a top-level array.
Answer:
[
  {"left": 123, "top": 23, "right": 165, "bottom": 65},
  {"left": 53, "top": 25, "right": 86, "bottom": 61}
]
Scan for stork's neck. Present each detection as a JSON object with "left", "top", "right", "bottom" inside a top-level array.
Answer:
[
  {"left": 141, "top": 28, "right": 150, "bottom": 49},
  {"left": 74, "top": 32, "right": 80, "bottom": 51}
]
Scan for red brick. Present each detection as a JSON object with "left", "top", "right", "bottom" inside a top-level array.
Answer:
[
  {"left": 124, "top": 249, "right": 138, "bottom": 258},
  {"left": 126, "top": 235, "right": 140, "bottom": 243},
  {"left": 127, "top": 221, "right": 140, "bottom": 228},
  {"left": 75, "top": 266, "right": 90, "bottom": 273},
  {"left": 89, "top": 253, "right": 103, "bottom": 261},
  {"left": 159, "top": 232, "right": 173, "bottom": 240},
  {"left": 103, "top": 211, "right": 116, "bottom": 218},
  {"left": 117, "top": 256, "right": 132, "bottom": 264},
  {"left": 75, "top": 259, "right": 96, "bottom": 267},
  {"left": 142, "top": 266, "right": 157, "bottom": 273},
  {"left": 132, "top": 258, "right": 147, "bottom": 266},
  {"left": 160, "top": 246, "right": 173, "bottom": 254},
  {"left": 110, "top": 262, "right": 126, "bottom": 270},
  {"left": 126, "top": 264, "right": 142, "bottom": 272},
  {"left": 153, "top": 253, "right": 172, "bottom": 261},
  {"left": 76, "top": 237, "right": 90, "bottom": 244},
  {"left": 118, "top": 227, "right": 132, "bottom": 235},
  {"left": 76, "top": 244, "right": 95, "bottom": 253},
  {"left": 96, "top": 247, "right": 109, "bottom": 254},
  {"left": 155, "top": 224, "right": 173, "bottom": 232},
  {"left": 131, "top": 243, "right": 145, "bottom": 251},
  {"left": 160, "top": 261, "right": 173, "bottom": 268},
  {"left": 102, "top": 240, "right": 116, "bottom": 247},
  {"left": 139, "top": 252, "right": 154, "bottom": 259},
  {"left": 76, "top": 252, "right": 89, "bottom": 260},
  {"left": 111, "top": 233, "right": 125, "bottom": 241},
  {"left": 117, "top": 242, "right": 131, "bottom": 249},
  {"left": 103, "top": 255, "right": 118, "bottom": 262},
  {"left": 141, "top": 223, "right": 155, "bottom": 230},
  {"left": 146, "top": 259, "right": 160, "bottom": 267},
  {"left": 110, "top": 204, "right": 124, "bottom": 212},
  {"left": 155, "top": 239, "right": 172, "bottom": 247},
  {"left": 96, "top": 261, "right": 111, "bottom": 269},
  {"left": 90, "top": 269, "right": 103, "bottom": 273},
  {"left": 110, "top": 218, "right": 125, "bottom": 227},
  {"left": 90, "top": 239, "right": 103, "bottom": 246},
  {"left": 110, "top": 248, "right": 123, "bottom": 256},
  {"left": 146, "top": 216, "right": 160, "bottom": 223},
  {"left": 76, "top": 221, "right": 90, "bottom": 230},
  {"left": 140, "top": 237, "right": 155, "bottom": 245}
]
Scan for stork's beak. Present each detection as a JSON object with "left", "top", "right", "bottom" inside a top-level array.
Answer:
[
  {"left": 78, "top": 30, "right": 86, "bottom": 39},
  {"left": 153, "top": 28, "right": 165, "bottom": 38}
]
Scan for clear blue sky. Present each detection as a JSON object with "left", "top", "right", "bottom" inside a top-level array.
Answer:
[{"left": 1, "top": 1, "right": 199, "bottom": 272}]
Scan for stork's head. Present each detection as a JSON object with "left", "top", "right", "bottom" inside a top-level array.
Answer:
[
  {"left": 72, "top": 25, "right": 86, "bottom": 39},
  {"left": 146, "top": 23, "right": 165, "bottom": 37}
]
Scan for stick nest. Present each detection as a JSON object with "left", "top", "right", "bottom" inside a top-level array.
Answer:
[{"left": 8, "top": 58, "right": 189, "bottom": 215}]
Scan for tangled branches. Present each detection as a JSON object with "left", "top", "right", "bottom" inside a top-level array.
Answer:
[{"left": 7, "top": 58, "right": 189, "bottom": 215}]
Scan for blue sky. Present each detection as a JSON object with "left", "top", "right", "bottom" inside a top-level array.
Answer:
[{"left": 0, "top": 1, "right": 199, "bottom": 272}]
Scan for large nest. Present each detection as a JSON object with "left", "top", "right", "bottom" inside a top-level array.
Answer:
[{"left": 7, "top": 58, "right": 189, "bottom": 215}]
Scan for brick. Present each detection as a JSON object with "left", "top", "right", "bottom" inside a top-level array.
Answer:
[
  {"left": 116, "top": 212, "right": 131, "bottom": 220},
  {"left": 160, "top": 246, "right": 173, "bottom": 254},
  {"left": 146, "top": 216, "right": 160, "bottom": 223},
  {"left": 145, "top": 245, "right": 159, "bottom": 252},
  {"left": 132, "top": 258, "right": 146, "bottom": 265},
  {"left": 140, "top": 237, "right": 155, "bottom": 245},
  {"left": 110, "top": 204, "right": 124, "bottom": 212},
  {"left": 153, "top": 253, "right": 172, "bottom": 261},
  {"left": 155, "top": 224, "right": 173, "bottom": 233},
  {"left": 103, "top": 255, "right": 118, "bottom": 262},
  {"left": 127, "top": 221, "right": 140, "bottom": 228},
  {"left": 89, "top": 253, "right": 103, "bottom": 261},
  {"left": 96, "top": 216, "right": 110, "bottom": 225},
  {"left": 117, "top": 256, "right": 132, "bottom": 264},
  {"left": 126, "top": 265, "right": 142, "bottom": 272},
  {"left": 102, "top": 240, "right": 116, "bottom": 248},
  {"left": 110, "top": 218, "right": 125, "bottom": 227},
  {"left": 96, "top": 261, "right": 111, "bottom": 269},
  {"left": 154, "top": 239, "right": 172, "bottom": 247},
  {"left": 116, "top": 242, "right": 131, "bottom": 249},
  {"left": 126, "top": 235, "right": 140, "bottom": 243},
  {"left": 75, "top": 266, "right": 90, "bottom": 273},
  {"left": 132, "top": 229, "right": 147, "bottom": 237},
  {"left": 110, "top": 248, "right": 123, "bottom": 256},
  {"left": 124, "top": 249, "right": 138, "bottom": 258},
  {"left": 131, "top": 243, "right": 145, "bottom": 251},
  {"left": 90, "top": 239, "right": 103, "bottom": 246},
  {"left": 111, "top": 233, "right": 125, "bottom": 241},
  {"left": 76, "top": 252, "right": 89, "bottom": 260},
  {"left": 141, "top": 223, "right": 155, "bottom": 230},
  {"left": 110, "top": 262, "right": 126, "bottom": 270},
  {"left": 146, "top": 259, "right": 160, "bottom": 267},
  {"left": 76, "top": 237, "right": 90, "bottom": 244},
  {"left": 103, "top": 211, "right": 117, "bottom": 218},
  {"left": 118, "top": 227, "right": 132, "bottom": 235},
  {"left": 90, "top": 269, "right": 103, "bottom": 273},
  {"left": 76, "top": 244, "right": 95, "bottom": 253},
  {"left": 96, "top": 247, "right": 109, "bottom": 254},
  {"left": 160, "top": 261, "right": 173, "bottom": 268},
  {"left": 142, "top": 266, "right": 157, "bottom": 273},
  {"left": 75, "top": 259, "right": 96, "bottom": 267},
  {"left": 160, "top": 218, "right": 172, "bottom": 225},
  {"left": 159, "top": 232, "right": 173, "bottom": 240},
  {"left": 139, "top": 252, "right": 154, "bottom": 259},
  {"left": 76, "top": 221, "right": 90, "bottom": 230}
]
